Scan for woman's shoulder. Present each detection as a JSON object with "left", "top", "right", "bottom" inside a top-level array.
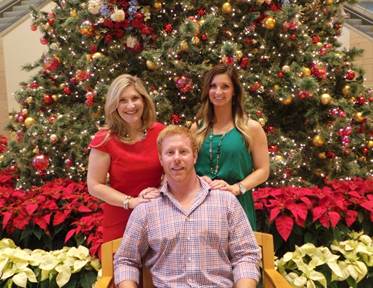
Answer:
[
  {"left": 89, "top": 128, "right": 111, "bottom": 148},
  {"left": 245, "top": 119, "right": 264, "bottom": 133},
  {"left": 148, "top": 121, "right": 166, "bottom": 134}
]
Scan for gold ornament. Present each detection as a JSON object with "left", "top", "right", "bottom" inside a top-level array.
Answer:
[
  {"left": 326, "top": 0, "right": 333, "bottom": 5},
  {"left": 235, "top": 50, "right": 243, "bottom": 60},
  {"left": 146, "top": 60, "right": 158, "bottom": 71},
  {"left": 281, "top": 96, "right": 293, "bottom": 105},
  {"left": 70, "top": 9, "right": 77, "bottom": 17},
  {"left": 179, "top": 40, "right": 189, "bottom": 52},
  {"left": 256, "top": 0, "right": 265, "bottom": 4},
  {"left": 318, "top": 152, "right": 327, "bottom": 159},
  {"left": 312, "top": 135, "right": 325, "bottom": 147},
  {"left": 92, "top": 52, "right": 104, "bottom": 60},
  {"left": 21, "top": 108, "right": 28, "bottom": 115},
  {"left": 153, "top": 1, "right": 162, "bottom": 10},
  {"left": 185, "top": 121, "right": 192, "bottom": 128},
  {"left": 222, "top": 2, "right": 233, "bottom": 14},
  {"left": 367, "top": 140, "right": 373, "bottom": 148},
  {"left": 258, "top": 118, "right": 266, "bottom": 126},
  {"left": 273, "top": 84, "right": 280, "bottom": 92},
  {"left": 342, "top": 85, "right": 351, "bottom": 97},
  {"left": 0, "top": 155, "right": 4, "bottom": 162},
  {"left": 24, "top": 117, "right": 36, "bottom": 128},
  {"left": 25, "top": 97, "right": 33, "bottom": 104},
  {"left": 264, "top": 16, "right": 276, "bottom": 29},
  {"left": 354, "top": 112, "right": 365, "bottom": 123},
  {"left": 32, "top": 147, "right": 39, "bottom": 154},
  {"left": 80, "top": 20, "right": 94, "bottom": 36},
  {"left": 320, "top": 93, "right": 332, "bottom": 105},
  {"left": 51, "top": 94, "right": 58, "bottom": 101},
  {"left": 85, "top": 54, "right": 92, "bottom": 61},
  {"left": 192, "top": 36, "right": 200, "bottom": 45},
  {"left": 302, "top": 67, "right": 311, "bottom": 77},
  {"left": 274, "top": 155, "right": 284, "bottom": 162}
]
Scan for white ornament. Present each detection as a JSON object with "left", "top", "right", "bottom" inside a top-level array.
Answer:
[
  {"left": 88, "top": 0, "right": 102, "bottom": 15},
  {"left": 111, "top": 7, "right": 125, "bottom": 22},
  {"left": 126, "top": 35, "right": 139, "bottom": 48}
]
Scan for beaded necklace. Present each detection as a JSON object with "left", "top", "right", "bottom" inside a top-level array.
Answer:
[
  {"left": 122, "top": 128, "right": 147, "bottom": 143},
  {"left": 208, "top": 131, "right": 226, "bottom": 177}
]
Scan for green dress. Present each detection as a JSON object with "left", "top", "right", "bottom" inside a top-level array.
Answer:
[{"left": 195, "top": 127, "right": 256, "bottom": 230}]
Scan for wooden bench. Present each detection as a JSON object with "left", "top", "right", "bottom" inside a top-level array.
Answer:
[{"left": 95, "top": 232, "right": 291, "bottom": 288}]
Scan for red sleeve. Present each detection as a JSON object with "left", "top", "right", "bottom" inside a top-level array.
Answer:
[{"left": 88, "top": 129, "right": 111, "bottom": 153}]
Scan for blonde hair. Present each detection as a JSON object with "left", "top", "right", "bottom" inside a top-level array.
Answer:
[
  {"left": 195, "top": 64, "right": 251, "bottom": 149},
  {"left": 104, "top": 74, "right": 156, "bottom": 139},
  {"left": 157, "top": 125, "right": 198, "bottom": 154}
]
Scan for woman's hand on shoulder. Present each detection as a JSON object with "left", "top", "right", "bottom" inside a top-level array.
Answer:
[
  {"left": 129, "top": 187, "right": 160, "bottom": 209},
  {"left": 209, "top": 179, "right": 241, "bottom": 196}
]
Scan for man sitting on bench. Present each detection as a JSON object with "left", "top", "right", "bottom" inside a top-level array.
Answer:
[{"left": 114, "top": 125, "right": 261, "bottom": 288}]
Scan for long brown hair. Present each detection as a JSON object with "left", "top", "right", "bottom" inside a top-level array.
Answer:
[{"left": 195, "top": 64, "right": 251, "bottom": 149}]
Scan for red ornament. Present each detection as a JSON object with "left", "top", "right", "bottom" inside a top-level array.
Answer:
[
  {"left": 85, "top": 91, "right": 95, "bottom": 107},
  {"left": 163, "top": 23, "right": 173, "bottom": 33},
  {"left": 326, "top": 151, "right": 336, "bottom": 159},
  {"left": 344, "top": 70, "right": 356, "bottom": 80},
  {"left": 174, "top": 76, "right": 193, "bottom": 93},
  {"left": 197, "top": 7, "right": 206, "bottom": 17},
  {"left": 240, "top": 57, "right": 250, "bottom": 69},
  {"left": 65, "top": 158, "right": 73, "bottom": 168},
  {"left": 311, "top": 35, "right": 320, "bottom": 44},
  {"left": 43, "top": 56, "right": 60, "bottom": 72},
  {"left": 75, "top": 70, "right": 90, "bottom": 81},
  {"left": 250, "top": 82, "right": 262, "bottom": 93},
  {"left": 362, "top": 147, "right": 369, "bottom": 155},
  {"left": 268, "top": 145, "right": 279, "bottom": 153},
  {"left": 297, "top": 90, "right": 312, "bottom": 100},
  {"left": 201, "top": 34, "right": 208, "bottom": 41},
  {"left": 277, "top": 71, "right": 285, "bottom": 78},
  {"left": 170, "top": 113, "right": 181, "bottom": 124},
  {"left": 43, "top": 94, "right": 53, "bottom": 105},
  {"left": 32, "top": 154, "right": 49, "bottom": 171},
  {"left": 356, "top": 96, "right": 366, "bottom": 105},
  {"left": 40, "top": 37, "right": 48, "bottom": 45},
  {"left": 63, "top": 86, "right": 72, "bottom": 95},
  {"left": 31, "top": 24, "right": 37, "bottom": 31},
  {"left": 29, "top": 81, "right": 39, "bottom": 89},
  {"left": 89, "top": 45, "right": 97, "bottom": 53}
]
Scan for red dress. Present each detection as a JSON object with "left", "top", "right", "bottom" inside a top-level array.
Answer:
[{"left": 89, "top": 122, "right": 165, "bottom": 242}]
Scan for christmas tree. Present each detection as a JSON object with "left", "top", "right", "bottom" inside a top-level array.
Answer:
[{"left": 0, "top": 0, "right": 371, "bottom": 189}]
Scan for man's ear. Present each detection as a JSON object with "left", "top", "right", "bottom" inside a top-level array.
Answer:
[{"left": 158, "top": 153, "right": 164, "bottom": 167}]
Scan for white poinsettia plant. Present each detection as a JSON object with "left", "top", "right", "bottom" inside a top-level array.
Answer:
[
  {"left": 0, "top": 238, "right": 100, "bottom": 287},
  {"left": 276, "top": 231, "right": 373, "bottom": 288}
]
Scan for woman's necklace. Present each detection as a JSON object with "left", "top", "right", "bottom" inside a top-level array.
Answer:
[
  {"left": 122, "top": 128, "right": 147, "bottom": 143},
  {"left": 209, "top": 130, "right": 226, "bottom": 177}
]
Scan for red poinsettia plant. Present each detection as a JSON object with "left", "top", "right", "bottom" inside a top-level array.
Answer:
[
  {"left": 0, "top": 173, "right": 103, "bottom": 256},
  {"left": 254, "top": 178, "right": 373, "bottom": 242}
]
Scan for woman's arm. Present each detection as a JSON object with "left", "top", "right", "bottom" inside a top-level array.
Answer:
[{"left": 87, "top": 149, "right": 158, "bottom": 208}]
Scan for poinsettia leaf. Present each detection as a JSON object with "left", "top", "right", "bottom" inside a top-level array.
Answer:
[
  {"left": 286, "top": 203, "right": 308, "bottom": 227},
  {"left": 25, "top": 203, "right": 38, "bottom": 216},
  {"left": 275, "top": 215, "right": 294, "bottom": 241},
  {"left": 53, "top": 212, "right": 68, "bottom": 226},
  {"left": 34, "top": 217, "right": 48, "bottom": 231},
  {"left": 360, "top": 201, "right": 373, "bottom": 212},
  {"left": 345, "top": 210, "right": 358, "bottom": 227},
  {"left": 313, "top": 206, "right": 327, "bottom": 222},
  {"left": 319, "top": 214, "right": 330, "bottom": 229},
  {"left": 1, "top": 211, "right": 12, "bottom": 229},
  {"left": 269, "top": 207, "right": 281, "bottom": 222},
  {"left": 78, "top": 206, "right": 92, "bottom": 213},
  {"left": 328, "top": 211, "right": 341, "bottom": 228},
  {"left": 65, "top": 229, "right": 77, "bottom": 243}
]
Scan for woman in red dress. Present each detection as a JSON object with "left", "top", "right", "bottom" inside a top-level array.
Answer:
[{"left": 87, "top": 74, "right": 164, "bottom": 243}]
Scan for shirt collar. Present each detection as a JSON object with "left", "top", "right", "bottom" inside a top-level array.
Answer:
[{"left": 160, "top": 176, "right": 210, "bottom": 198}]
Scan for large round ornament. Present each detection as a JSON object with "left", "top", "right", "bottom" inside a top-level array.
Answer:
[
  {"left": 264, "top": 17, "right": 276, "bottom": 29},
  {"left": 79, "top": 20, "right": 94, "bottom": 36},
  {"left": 312, "top": 135, "right": 325, "bottom": 147},
  {"left": 320, "top": 93, "right": 332, "bottom": 105},
  {"left": 24, "top": 117, "right": 36, "bottom": 128},
  {"left": 222, "top": 2, "right": 233, "bottom": 14},
  {"left": 32, "top": 154, "right": 49, "bottom": 171}
]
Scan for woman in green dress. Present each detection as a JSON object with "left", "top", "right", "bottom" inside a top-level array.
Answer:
[{"left": 191, "top": 64, "right": 269, "bottom": 230}]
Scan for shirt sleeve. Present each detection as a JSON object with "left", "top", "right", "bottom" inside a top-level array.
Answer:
[
  {"left": 227, "top": 197, "right": 261, "bottom": 283},
  {"left": 113, "top": 205, "right": 149, "bottom": 285},
  {"left": 88, "top": 129, "right": 111, "bottom": 153}
]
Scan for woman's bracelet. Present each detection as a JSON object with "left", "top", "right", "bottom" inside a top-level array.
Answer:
[{"left": 122, "top": 195, "right": 133, "bottom": 210}]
